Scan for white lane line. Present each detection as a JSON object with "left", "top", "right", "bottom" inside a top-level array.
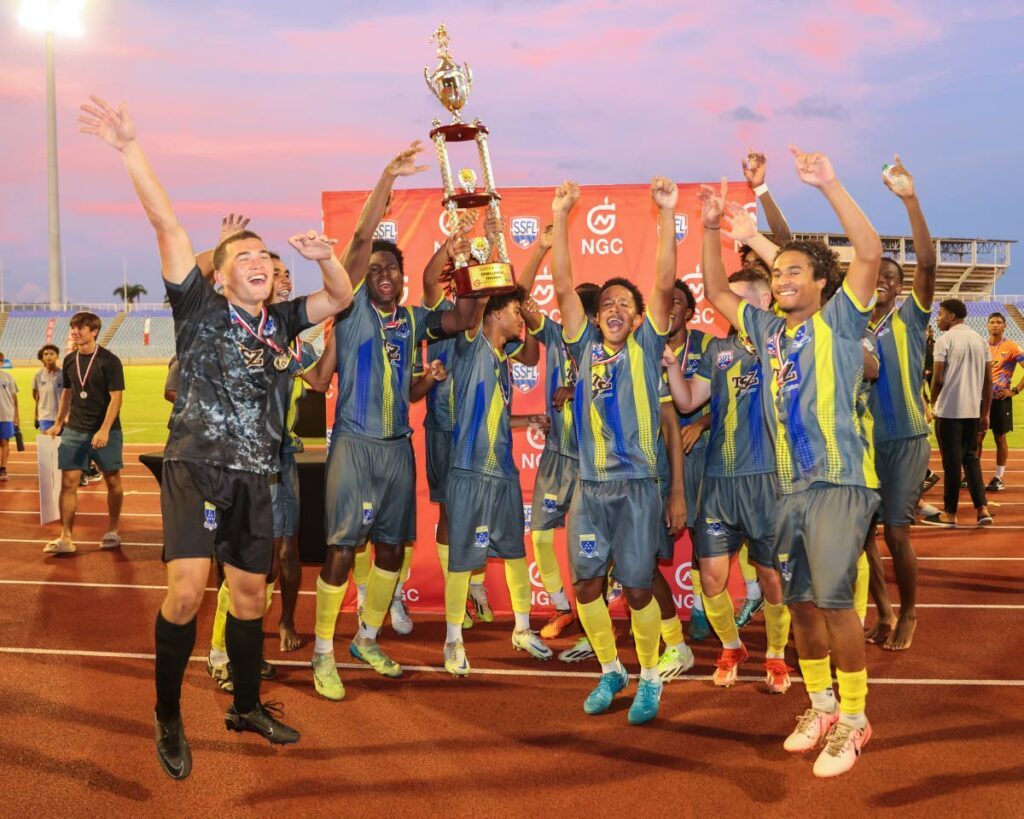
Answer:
[
  {"left": 2, "top": 473, "right": 157, "bottom": 480},
  {"left": 0, "top": 489, "right": 159, "bottom": 495},
  {"left": 0, "top": 510, "right": 163, "bottom": 518},
  {"left": 0, "top": 538, "right": 161, "bottom": 547},
  {"left": 0, "top": 646, "right": 1021, "bottom": 686},
  {"left": 882, "top": 556, "right": 1024, "bottom": 561}
]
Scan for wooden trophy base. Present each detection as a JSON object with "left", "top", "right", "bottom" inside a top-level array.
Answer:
[{"left": 453, "top": 262, "right": 517, "bottom": 297}]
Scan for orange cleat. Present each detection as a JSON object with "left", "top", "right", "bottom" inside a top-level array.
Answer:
[
  {"left": 712, "top": 644, "right": 749, "bottom": 687},
  {"left": 540, "top": 610, "right": 576, "bottom": 640},
  {"left": 763, "top": 658, "right": 793, "bottom": 694}
]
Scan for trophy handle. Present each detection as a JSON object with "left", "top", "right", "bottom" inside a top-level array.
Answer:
[
  {"left": 464, "top": 62, "right": 473, "bottom": 92},
  {"left": 423, "top": 67, "right": 439, "bottom": 101}
]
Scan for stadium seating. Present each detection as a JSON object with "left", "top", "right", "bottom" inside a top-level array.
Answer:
[
  {"left": 106, "top": 311, "right": 175, "bottom": 360},
  {"left": 0, "top": 311, "right": 117, "bottom": 362},
  {"left": 929, "top": 301, "right": 1024, "bottom": 343}
]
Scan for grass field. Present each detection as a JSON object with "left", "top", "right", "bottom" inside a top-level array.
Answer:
[{"left": 7, "top": 363, "right": 1024, "bottom": 449}]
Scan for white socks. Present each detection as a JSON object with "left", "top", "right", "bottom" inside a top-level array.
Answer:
[
  {"left": 810, "top": 688, "right": 837, "bottom": 713},
  {"left": 314, "top": 637, "right": 333, "bottom": 655},
  {"left": 996, "top": 465, "right": 1006, "bottom": 479},
  {"left": 514, "top": 611, "right": 531, "bottom": 631},
  {"left": 601, "top": 657, "right": 624, "bottom": 676},
  {"left": 550, "top": 588, "right": 571, "bottom": 611},
  {"left": 446, "top": 622, "right": 462, "bottom": 644},
  {"left": 745, "top": 579, "right": 762, "bottom": 600}
]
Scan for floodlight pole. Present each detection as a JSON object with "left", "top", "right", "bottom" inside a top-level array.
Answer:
[{"left": 45, "top": 30, "right": 64, "bottom": 310}]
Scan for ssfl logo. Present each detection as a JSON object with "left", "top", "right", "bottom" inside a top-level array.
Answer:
[
  {"left": 373, "top": 220, "right": 397, "bottom": 242},
  {"left": 675, "top": 214, "right": 688, "bottom": 244},
  {"left": 512, "top": 362, "right": 539, "bottom": 393},
  {"left": 586, "top": 198, "right": 617, "bottom": 235},
  {"left": 511, "top": 216, "right": 540, "bottom": 249}
]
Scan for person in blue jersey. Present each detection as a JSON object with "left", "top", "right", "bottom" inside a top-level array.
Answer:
[
  {"left": 666, "top": 264, "right": 793, "bottom": 695},
  {"left": 441, "top": 283, "right": 549, "bottom": 676},
  {"left": 549, "top": 177, "right": 679, "bottom": 725},
  {"left": 858, "top": 157, "right": 936, "bottom": 653},
  {"left": 303, "top": 144, "right": 477, "bottom": 701},
  {"left": 703, "top": 146, "right": 883, "bottom": 778},
  {"left": 81, "top": 95, "right": 355, "bottom": 777}
]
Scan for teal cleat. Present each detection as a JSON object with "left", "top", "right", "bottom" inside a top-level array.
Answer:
[
  {"left": 349, "top": 638, "right": 403, "bottom": 678},
  {"left": 583, "top": 666, "right": 629, "bottom": 715},
  {"left": 627, "top": 678, "right": 664, "bottom": 725},
  {"left": 735, "top": 597, "right": 765, "bottom": 628},
  {"left": 689, "top": 608, "right": 712, "bottom": 641}
]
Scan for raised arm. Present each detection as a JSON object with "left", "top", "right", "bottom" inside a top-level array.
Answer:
[
  {"left": 661, "top": 400, "right": 686, "bottom": 535},
  {"left": 303, "top": 330, "right": 337, "bottom": 393},
  {"left": 340, "top": 142, "right": 429, "bottom": 287},
  {"left": 288, "top": 231, "right": 355, "bottom": 324},
  {"left": 79, "top": 96, "right": 194, "bottom": 283},
  {"left": 649, "top": 177, "right": 678, "bottom": 332},
  {"left": 790, "top": 146, "right": 882, "bottom": 307},
  {"left": 196, "top": 214, "right": 251, "bottom": 279},
  {"left": 423, "top": 212, "right": 476, "bottom": 308},
  {"left": 723, "top": 202, "right": 780, "bottom": 268},
  {"left": 743, "top": 149, "right": 793, "bottom": 243},
  {"left": 550, "top": 182, "right": 585, "bottom": 338},
  {"left": 516, "top": 225, "right": 553, "bottom": 296},
  {"left": 882, "top": 155, "right": 936, "bottom": 309},
  {"left": 411, "top": 358, "right": 447, "bottom": 403},
  {"left": 663, "top": 346, "right": 711, "bottom": 413},
  {"left": 699, "top": 180, "right": 743, "bottom": 329}
]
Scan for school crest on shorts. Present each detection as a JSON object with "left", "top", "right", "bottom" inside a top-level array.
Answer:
[
  {"left": 511, "top": 216, "right": 540, "bottom": 249},
  {"left": 717, "top": 351, "right": 734, "bottom": 369},
  {"left": 543, "top": 493, "right": 558, "bottom": 512},
  {"left": 362, "top": 502, "right": 375, "bottom": 525},
  {"left": 474, "top": 526, "right": 490, "bottom": 549},
  {"left": 777, "top": 552, "right": 792, "bottom": 582},
  {"left": 578, "top": 533, "right": 598, "bottom": 559},
  {"left": 203, "top": 501, "right": 217, "bottom": 532},
  {"left": 705, "top": 517, "right": 724, "bottom": 538}
]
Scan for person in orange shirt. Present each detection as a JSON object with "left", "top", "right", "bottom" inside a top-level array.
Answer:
[{"left": 982, "top": 313, "right": 1024, "bottom": 491}]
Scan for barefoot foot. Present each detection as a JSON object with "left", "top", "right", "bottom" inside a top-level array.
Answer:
[
  {"left": 864, "top": 619, "right": 894, "bottom": 645},
  {"left": 883, "top": 614, "right": 917, "bottom": 651},
  {"left": 279, "top": 622, "right": 302, "bottom": 652}
]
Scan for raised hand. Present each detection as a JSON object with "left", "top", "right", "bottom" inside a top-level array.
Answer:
[
  {"left": 484, "top": 212, "right": 505, "bottom": 239},
  {"left": 742, "top": 148, "right": 767, "bottom": 188},
  {"left": 386, "top": 140, "right": 430, "bottom": 178},
  {"left": 721, "top": 201, "right": 758, "bottom": 243},
  {"left": 448, "top": 233, "right": 471, "bottom": 262},
  {"left": 522, "top": 296, "right": 542, "bottom": 315},
  {"left": 78, "top": 96, "right": 135, "bottom": 151},
  {"left": 882, "top": 153, "right": 915, "bottom": 198},
  {"left": 528, "top": 414, "right": 551, "bottom": 435},
  {"left": 552, "top": 181, "right": 580, "bottom": 215},
  {"left": 289, "top": 230, "right": 338, "bottom": 261},
  {"left": 427, "top": 359, "right": 448, "bottom": 382},
  {"left": 552, "top": 385, "right": 574, "bottom": 411},
  {"left": 538, "top": 223, "right": 554, "bottom": 250},
  {"left": 698, "top": 178, "right": 728, "bottom": 229},
  {"left": 662, "top": 344, "right": 678, "bottom": 368},
  {"left": 220, "top": 213, "right": 250, "bottom": 243},
  {"left": 789, "top": 145, "right": 836, "bottom": 188},
  {"left": 651, "top": 176, "right": 679, "bottom": 210}
]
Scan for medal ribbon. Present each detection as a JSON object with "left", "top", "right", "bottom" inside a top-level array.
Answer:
[
  {"left": 869, "top": 306, "right": 898, "bottom": 337},
  {"left": 75, "top": 348, "right": 99, "bottom": 396},
  {"left": 229, "top": 304, "right": 301, "bottom": 363}
]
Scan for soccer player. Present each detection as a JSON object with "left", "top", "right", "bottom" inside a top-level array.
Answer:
[
  {"left": 80, "top": 94, "right": 355, "bottom": 778},
  {"left": 983, "top": 312, "right": 1024, "bottom": 491},
  {"left": 856, "top": 157, "right": 936, "bottom": 652},
  {"left": 441, "top": 285, "right": 550, "bottom": 675},
  {"left": 42, "top": 312, "right": 125, "bottom": 553},
  {"left": 0, "top": 352, "right": 17, "bottom": 481},
  {"left": 33, "top": 345, "right": 64, "bottom": 433},
  {"left": 665, "top": 264, "right": 793, "bottom": 694},
  {"left": 549, "top": 177, "right": 678, "bottom": 725},
  {"left": 303, "top": 144, "right": 476, "bottom": 700},
  {"left": 703, "top": 147, "right": 883, "bottom": 778}
]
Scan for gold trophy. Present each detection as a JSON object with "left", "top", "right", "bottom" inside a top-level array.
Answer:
[{"left": 424, "top": 23, "right": 516, "bottom": 296}]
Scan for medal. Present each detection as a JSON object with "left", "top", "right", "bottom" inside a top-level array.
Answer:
[
  {"left": 274, "top": 354, "right": 290, "bottom": 371},
  {"left": 75, "top": 349, "right": 98, "bottom": 400},
  {"left": 229, "top": 304, "right": 302, "bottom": 366},
  {"left": 79, "top": 390, "right": 88, "bottom": 399}
]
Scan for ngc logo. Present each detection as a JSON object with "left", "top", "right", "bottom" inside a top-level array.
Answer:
[
  {"left": 373, "top": 220, "right": 397, "bottom": 242},
  {"left": 438, "top": 210, "right": 452, "bottom": 236},
  {"left": 586, "top": 198, "right": 617, "bottom": 235},
  {"left": 526, "top": 426, "right": 546, "bottom": 451},
  {"left": 511, "top": 216, "right": 540, "bottom": 249}
]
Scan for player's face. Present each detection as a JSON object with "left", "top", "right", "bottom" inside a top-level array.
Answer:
[
  {"left": 875, "top": 259, "right": 903, "bottom": 307},
  {"left": 69, "top": 323, "right": 98, "bottom": 348},
  {"left": 988, "top": 315, "right": 1006, "bottom": 338},
  {"left": 730, "top": 281, "right": 772, "bottom": 311},
  {"left": 497, "top": 300, "right": 525, "bottom": 342},
  {"left": 598, "top": 284, "right": 639, "bottom": 345},
  {"left": 742, "top": 249, "right": 770, "bottom": 278},
  {"left": 667, "top": 289, "right": 692, "bottom": 336},
  {"left": 771, "top": 250, "right": 824, "bottom": 314},
  {"left": 271, "top": 261, "right": 292, "bottom": 304},
  {"left": 366, "top": 250, "right": 403, "bottom": 308},
  {"left": 41, "top": 349, "right": 58, "bottom": 368},
  {"left": 218, "top": 237, "right": 274, "bottom": 307},
  {"left": 936, "top": 307, "right": 953, "bottom": 331}
]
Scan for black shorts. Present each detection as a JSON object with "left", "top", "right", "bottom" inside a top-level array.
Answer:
[
  {"left": 161, "top": 460, "right": 274, "bottom": 575},
  {"left": 990, "top": 396, "right": 1013, "bottom": 435}
]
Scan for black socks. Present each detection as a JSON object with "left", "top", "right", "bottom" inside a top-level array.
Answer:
[
  {"left": 225, "top": 612, "right": 264, "bottom": 714},
  {"left": 154, "top": 612, "right": 197, "bottom": 722}
]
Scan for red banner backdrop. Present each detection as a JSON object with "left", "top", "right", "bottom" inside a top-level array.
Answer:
[{"left": 321, "top": 183, "right": 755, "bottom": 617}]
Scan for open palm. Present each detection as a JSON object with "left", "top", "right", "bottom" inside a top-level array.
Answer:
[{"left": 79, "top": 96, "right": 135, "bottom": 151}]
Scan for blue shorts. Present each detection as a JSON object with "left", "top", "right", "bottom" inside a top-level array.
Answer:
[
  {"left": 39, "top": 420, "right": 56, "bottom": 432},
  {"left": 0, "top": 421, "right": 14, "bottom": 441},
  {"left": 271, "top": 451, "right": 300, "bottom": 538},
  {"left": 57, "top": 427, "right": 124, "bottom": 473}
]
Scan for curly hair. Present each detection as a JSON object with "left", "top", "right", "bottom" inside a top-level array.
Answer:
[
  {"left": 599, "top": 276, "right": 645, "bottom": 314},
  {"left": 484, "top": 285, "right": 526, "bottom": 318},
  {"left": 371, "top": 240, "right": 405, "bottom": 275},
  {"left": 775, "top": 239, "right": 841, "bottom": 302},
  {"left": 673, "top": 279, "right": 696, "bottom": 314}
]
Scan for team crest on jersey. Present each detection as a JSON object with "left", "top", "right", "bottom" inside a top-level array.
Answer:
[
  {"left": 512, "top": 362, "right": 539, "bottom": 393},
  {"left": 362, "top": 502, "right": 375, "bottom": 525},
  {"left": 674, "top": 214, "right": 688, "bottom": 244},
  {"left": 543, "top": 493, "right": 558, "bottom": 512},
  {"left": 777, "top": 552, "right": 792, "bottom": 582},
  {"left": 766, "top": 335, "right": 778, "bottom": 356},
  {"left": 474, "top": 526, "right": 490, "bottom": 549},
  {"left": 591, "top": 371, "right": 613, "bottom": 399},
  {"left": 263, "top": 316, "right": 277, "bottom": 336},
  {"left": 717, "top": 351, "right": 735, "bottom": 369},
  {"left": 791, "top": 324, "right": 812, "bottom": 350},
  {"left": 511, "top": 216, "right": 540, "bottom": 249},
  {"left": 203, "top": 501, "right": 217, "bottom": 532},
  {"left": 578, "top": 533, "right": 598, "bottom": 558},
  {"left": 732, "top": 366, "right": 761, "bottom": 397},
  {"left": 685, "top": 355, "right": 701, "bottom": 376},
  {"left": 385, "top": 341, "right": 402, "bottom": 362},
  {"left": 705, "top": 517, "right": 724, "bottom": 538},
  {"left": 235, "top": 340, "right": 265, "bottom": 370}
]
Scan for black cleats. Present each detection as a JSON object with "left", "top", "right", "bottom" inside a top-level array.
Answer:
[
  {"left": 225, "top": 701, "right": 299, "bottom": 745},
  {"left": 155, "top": 713, "right": 192, "bottom": 780}
]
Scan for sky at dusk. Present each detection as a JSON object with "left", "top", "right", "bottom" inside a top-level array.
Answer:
[{"left": 2, "top": 0, "right": 1023, "bottom": 304}]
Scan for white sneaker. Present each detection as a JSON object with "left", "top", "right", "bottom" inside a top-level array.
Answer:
[
  {"left": 783, "top": 707, "right": 840, "bottom": 753},
  {"left": 657, "top": 644, "right": 696, "bottom": 682},
  {"left": 918, "top": 502, "right": 940, "bottom": 517},
  {"left": 511, "top": 629, "right": 553, "bottom": 660},
  {"left": 444, "top": 640, "right": 470, "bottom": 677},
  {"left": 813, "top": 720, "right": 872, "bottom": 778},
  {"left": 389, "top": 595, "right": 413, "bottom": 636}
]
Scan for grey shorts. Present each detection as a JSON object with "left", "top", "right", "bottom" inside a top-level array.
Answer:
[
  {"left": 774, "top": 484, "right": 880, "bottom": 609},
  {"left": 425, "top": 427, "right": 453, "bottom": 503},
  {"left": 271, "top": 451, "right": 300, "bottom": 538},
  {"left": 325, "top": 433, "right": 415, "bottom": 548},
  {"left": 446, "top": 468, "right": 525, "bottom": 572},
  {"left": 568, "top": 478, "right": 662, "bottom": 590},
  {"left": 684, "top": 445, "right": 708, "bottom": 529},
  {"left": 875, "top": 436, "right": 930, "bottom": 527},
  {"left": 530, "top": 448, "right": 579, "bottom": 532},
  {"left": 656, "top": 479, "right": 676, "bottom": 561},
  {"left": 695, "top": 472, "right": 778, "bottom": 567},
  {"left": 57, "top": 427, "right": 123, "bottom": 473}
]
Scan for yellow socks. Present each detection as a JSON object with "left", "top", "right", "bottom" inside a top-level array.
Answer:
[
  {"left": 469, "top": 568, "right": 486, "bottom": 588},
  {"left": 763, "top": 601, "right": 791, "bottom": 657},
  {"left": 836, "top": 668, "right": 868, "bottom": 717},
  {"left": 504, "top": 558, "right": 532, "bottom": 616},
  {"left": 660, "top": 616, "right": 685, "bottom": 651},
  {"left": 531, "top": 529, "right": 562, "bottom": 593},
  {"left": 264, "top": 582, "right": 275, "bottom": 615},
  {"left": 361, "top": 565, "right": 399, "bottom": 632},
  {"left": 577, "top": 597, "right": 618, "bottom": 665},
  {"left": 210, "top": 581, "right": 231, "bottom": 653},
  {"left": 704, "top": 588, "right": 741, "bottom": 648},
  {"left": 690, "top": 567, "right": 705, "bottom": 613},
  {"left": 854, "top": 551, "right": 869, "bottom": 623},
  {"left": 738, "top": 543, "right": 757, "bottom": 583},
  {"left": 398, "top": 543, "right": 414, "bottom": 585},
  {"left": 436, "top": 542, "right": 450, "bottom": 584},
  {"left": 630, "top": 598, "right": 661, "bottom": 670},
  {"left": 799, "top": 656, "right": 837, "bottom": 712},
  {"left": 445, "top": 570, "right": 472, "bottom": 626},
  {"left": 314, "top": 576, "right": 348, "bottom": 652}
]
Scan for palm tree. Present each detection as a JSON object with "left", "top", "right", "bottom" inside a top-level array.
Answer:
[{"left": 113, "top": 283, "right": 148, "bottom": 304}]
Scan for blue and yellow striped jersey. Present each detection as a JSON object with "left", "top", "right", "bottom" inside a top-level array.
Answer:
[
  {"left": 421, "top": 299, "right": 457, "bottom": 433},
  {"left": 451, "top": 330, "right": 521, "bottom": 478},
  {"left": 673, "top": 328, "right": 713, "bottom": 451},
  {"left": 865, "top": 294, "right": 931, "bottom": 444},
  {"left": 565, "top": 316, "right": 668, "bottom": 482},
  {"left": 530, "top": 315, "right": 578, "bottom": 459},
  {"left": 655, "top": 372, "right": 675, "bottom": 488},
  {"left": 693, "top": 334, "right": 774, "bottom": 478},
  {"left": 333, "top": 282, "right": 439, "bottom": 439},
  {"left": 738, "top": 282, "right": 879, "bottom": 494}
]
